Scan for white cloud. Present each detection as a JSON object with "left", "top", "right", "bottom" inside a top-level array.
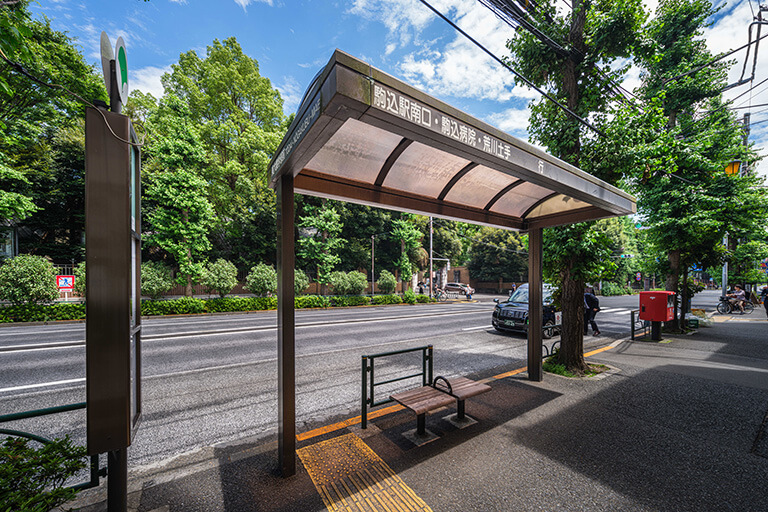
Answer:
[
  {"left": 234, "top": 0, "right": 274, "bottom": 11},
  {"left": 486, "top": 107, "right": 530, "bottom": 137},
  {"left": 277, "top": 76, "right": 304, "bottom": 116},
  {"left": 130, "top": 65, "right": 170, "bottom": 99},
  {"left": 350, "top": 0, "right": 528, "bottom": 105}
]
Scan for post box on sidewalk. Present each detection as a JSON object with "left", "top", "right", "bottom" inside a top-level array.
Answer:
[{"left": 639, "top": 291, "right": 675, "bottom": 322}]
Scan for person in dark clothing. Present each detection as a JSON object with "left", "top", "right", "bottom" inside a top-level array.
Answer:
[
  {"left": 761, "top": 286, "right": 768, "bottom": 319},
  {"left": 584, "top": 287, "right": 601, "bottom": 336}
]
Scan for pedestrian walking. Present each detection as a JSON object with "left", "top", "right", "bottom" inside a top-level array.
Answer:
[
  {"left": 584, "top": 287, "right": 601, "bottom": 336},
  {"left": 761, "top": 286, "right": 768, "bottom": 319}
]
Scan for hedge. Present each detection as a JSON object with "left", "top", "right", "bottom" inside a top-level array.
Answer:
[{"left": 0, "top": 291, "right": 432, "bottom": 323}]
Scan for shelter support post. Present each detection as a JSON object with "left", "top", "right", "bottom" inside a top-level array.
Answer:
[
  {"left": 527, "top": 227, "right": 543, "bottom": 381},
  {"left": 277, "top": 174, "right": 296, "bottom": 477}
]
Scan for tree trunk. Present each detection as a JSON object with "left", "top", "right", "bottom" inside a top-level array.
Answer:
[{"left": 558, "top": 265, "right": 588, "bottom": 373}]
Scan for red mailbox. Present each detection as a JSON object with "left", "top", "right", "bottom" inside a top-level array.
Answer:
[{"left": 639, "top": 291, "right": 675, "bottom": 322}]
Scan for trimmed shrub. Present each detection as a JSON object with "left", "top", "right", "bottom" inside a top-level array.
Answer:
[
  {"left": 295, "top": 295, "right": 331, "bottom": 309},
  {"left": 0, "top": 254, "right": 59, "bottom": 305},
  {"left": 416, "top": 294, "right": 434, "bottom": 303},
  {"left": 0, "top": 435, "right": 87, "bottom": 512},
  {"left": 402, "top": 289, "right": 417, "bottom": 304},
  {"left": 202, "top": 258, "right": 238, "bottom": 297},
  {"left": 0, "top": 303, "right": 86, "bottom": 323},
  {"left": 376, "top": 270, "right": 397, "bottom": 295},
  {"left": 141, "top": 261, "right": 173, "bottom": 299},
  {"left": 328, "top": 270, "right": 368, "bottom": 296},
  {"left": 205, "top": 296, "right": 276, "bottom": 313},
  {"left": 74, "top": 262, "right": 86, "bottom": 297},
  {"left": 246, "top": 263, "right": 277, "bottom": 296},
  {"left": 295, "top": 268, "right": 310, "bottom": 296},
  {"left": 330, "top": 295, "right": 371, "bottom": 307},
  {"left": 371, "top": 294, "right": 402, "bottom": 305},
  {"left": 141, "top": 297, "right": 206, "bottom": 316}
]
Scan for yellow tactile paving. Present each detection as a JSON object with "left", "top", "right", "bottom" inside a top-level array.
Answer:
[{"left": 297, "top": 433, "right": 433, "bottom": 512}]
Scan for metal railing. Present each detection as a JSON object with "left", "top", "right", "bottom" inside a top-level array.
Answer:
[
  {"left": 361, "top": 345, "right": 433, "bottom": 429},
  {"left": 0, "top": 402, "right": 105, "bottom": 490},
  {"left": 631, "top": 310, "right": 650, "bottom": 340}
]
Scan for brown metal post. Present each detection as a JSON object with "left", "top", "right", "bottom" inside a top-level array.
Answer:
[
  {"left": 527, "top": 227, "right": 543, "bottom": 381},
  {"left": 277, "top": 173, "right": 296, "bottom": 477}
]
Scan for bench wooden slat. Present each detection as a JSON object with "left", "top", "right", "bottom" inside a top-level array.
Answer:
[
  {"left": 391, "top": 386, "right": 454, "bottom": 415},
  {"left": 444, "top": 376, "right": 491, "bottom": 400}
]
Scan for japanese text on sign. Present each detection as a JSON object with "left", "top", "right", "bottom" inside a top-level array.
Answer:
[
  {"left": 373, "top": 83, "right": 535, "bottom": 169},
  {"left": 271, "top": 98, "right": 322, "bottom": 178}
]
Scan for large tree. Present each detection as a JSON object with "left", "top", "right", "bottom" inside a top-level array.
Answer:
[
  {"left": 0, "top": 1, "right": 105, "bottom": 231},
  {"left": 613, "top": 0, "right": 768, "bottom": 325},
  {"left": 505, "top": 0, "right": 645, "bottom": 372}
]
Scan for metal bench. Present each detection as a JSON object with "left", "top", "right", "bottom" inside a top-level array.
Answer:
[{"left": 390, "top": 376, "right": 491, "bottom": 436}]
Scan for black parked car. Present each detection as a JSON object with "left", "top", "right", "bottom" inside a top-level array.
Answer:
[{"left": 492, "top": 283, "right": 560, "bottom": 339}]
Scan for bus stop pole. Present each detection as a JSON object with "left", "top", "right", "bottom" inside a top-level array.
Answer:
[
  {"left": 527, "top": 227, "right": 543, "bottom": 381},
  {"left": 277, "top": 174, "right": 296, "bottom": 477},
  {"left": 107, "top": 448, "right": 127, "bottom": 512}
]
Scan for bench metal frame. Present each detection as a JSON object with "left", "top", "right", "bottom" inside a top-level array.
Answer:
[{"left": 361, "top": 345, "right": 433, "bottom": 429}]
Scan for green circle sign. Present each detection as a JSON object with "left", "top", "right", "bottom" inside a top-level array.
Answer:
[{"left": 114, "top": 37, "right": 129, "bottom": 105}]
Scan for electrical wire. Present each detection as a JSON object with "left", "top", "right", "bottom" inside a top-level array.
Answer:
[
  {"left": 477, "top": 0, "right": 643, "bottom": 109},
  {"left": 416, "top": 0, "right": 607, "bottom": 137},
  {"left": 663, "top": 30, "right": 768, "bottom": 85},
  {"left": 0, "top": 45, "right": 143, "bottom": 147}
]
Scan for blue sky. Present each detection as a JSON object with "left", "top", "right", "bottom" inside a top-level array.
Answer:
[{"left": 32, "top": 0, "right": 768, "bottom": 179}]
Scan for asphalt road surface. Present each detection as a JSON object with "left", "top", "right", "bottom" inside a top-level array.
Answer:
[{"left": 0, "top": 290, "right": 723, "bottom": 470}]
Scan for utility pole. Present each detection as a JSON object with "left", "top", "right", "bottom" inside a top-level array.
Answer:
[{"left": 429, "top": 217, "right": 433, "bottom": 298}]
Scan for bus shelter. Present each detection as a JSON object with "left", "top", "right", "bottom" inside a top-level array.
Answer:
[{"left": 269, "top": 50, "right": 636, "bottom": 476}]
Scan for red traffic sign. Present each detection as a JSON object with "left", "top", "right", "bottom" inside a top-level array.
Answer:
[{"left": 57, "top": 275, "right": 75, "bottom": 290}]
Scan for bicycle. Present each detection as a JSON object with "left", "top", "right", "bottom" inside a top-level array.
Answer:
[
  {"left": 434, "top": 288, "right": 447, "bottom": 302},
  {"left": 716, "top": 296, "right": 755, "bottom": 314}
]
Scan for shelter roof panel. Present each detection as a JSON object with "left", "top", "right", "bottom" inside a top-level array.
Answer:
[
  {"left": 270, "top": 50, "right": 636, "bottom": 231},
  {"left": 383, "top": 142, "right": 471, "bottom": 198},
  {"left": 443, "top": 165, "right": 518, "bottom": 209}
]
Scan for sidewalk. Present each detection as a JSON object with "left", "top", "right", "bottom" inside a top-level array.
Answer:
[{"left": 70, "top": 319, "right": 768, "bottom": 512}]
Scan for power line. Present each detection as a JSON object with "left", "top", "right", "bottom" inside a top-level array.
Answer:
[
  {"left": 477, "top": 0, "right": 644, "bottom": 109},
  {"left": 416, "top": 0, "right": 607, "bottom": 137},
  {"left": 663, "top": 30, "right": 768, "bottom": 85}
]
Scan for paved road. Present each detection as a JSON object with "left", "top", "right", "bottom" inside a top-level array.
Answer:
[{"left": 0, "top": 290, "right": 725, "bottom": 470}]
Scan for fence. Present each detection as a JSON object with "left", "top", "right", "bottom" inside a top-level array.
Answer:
[{"left": 361, "top": 345, "right": 433, "bottom": 429}]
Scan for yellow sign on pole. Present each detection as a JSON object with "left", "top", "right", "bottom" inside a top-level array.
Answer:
[{"left": 725, "top": 161, "right": 741, "bottom": 176}]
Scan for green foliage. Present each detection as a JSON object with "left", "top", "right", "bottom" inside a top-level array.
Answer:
[
  {"left": 416, "top": 294, "right": 434, "bottom": 304},
  {"left": 402, "top": 289, "right": 417, "bottom": 305},
  {"left": 202, "top": 258, "right": 238, "bottom": 298},
  {"left": 0, "top": 254, "right": 59, "bottom": 305},
  {"left": 390, "top": 215, "right": 422, "bottom": 283},
  {"left": 140, "top": 297, "right": 206, "bottom": 316},
  {"left": 0, "top": 435, "right": 87, "bottom": 512},
  {"left": 140, "top": 261, "right": 173, "bottom": 299},
  {"left": 468, "top": 227, "right": 528, "bottom": 282},
  {"left": 601, "top": 282, "right": 632, "bottom": 296},
  {"left": 0, "top": 302, "right": 85, "bottom": 323},
  {"left": 543, "top": 224, "right": 616, "bottom": 285},
  {"left": 328, "top": 271, "right": 368, "bottom": 296},
  {"left": 73, "top": 262, "right": 86, "bottom": 297},
  {"left": 297, "top": 203, "right": 344, "bottom": 287},
  {"left": 371, "top": 294, "right": 402, "bottom": 305},
  {"left": 245, "top": 263, "right": 277, "bottom": 296},
  {"left": 295, "top": 295, "right": 331, "bottom": 309},
  {"left": 202, "top": 296, "right": 276, "bottom": 313},
  {"left": 329, "top": 295, "right": 370, "bottom": 307},
  {"left": 144, "top": 169, "right": 215, "bottom": 294},
  {"left": 376, "top": 270, "right": 397, "bottom": 295},
  {"left": 294, "top": 268, "right": 310, "bottom": 296}
]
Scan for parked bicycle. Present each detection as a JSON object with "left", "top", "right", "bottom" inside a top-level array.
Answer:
[{"left": 716, "top": 295, "right": 755, "bottom": 314}]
